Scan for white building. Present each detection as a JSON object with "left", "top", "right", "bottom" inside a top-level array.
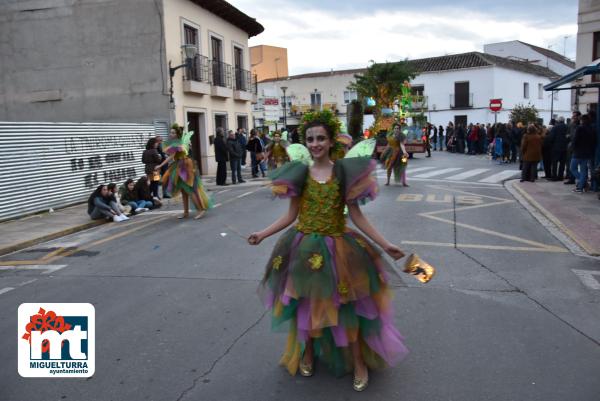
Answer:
[
  {"left": 484, "top": 40, "right": 576, "bottom": 76},
  {"left": 255, "top": 51, "right": 570, "bottom": 131},
  {"left": 574, "top": 0, "right": 600, "bottom": 113}
]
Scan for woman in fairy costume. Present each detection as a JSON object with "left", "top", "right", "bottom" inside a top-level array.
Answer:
[
  {"left": 248, "top": 111, "right": 408, "bottom": 391},
  {"left": 265, "top": 131, "right": 290, "bottom": 170},
  {"left": 381, "top": 124, "right": 409, "bottom": 186},
  {"left": 155, "top": 124, "right": 212, "bottom": 219}
]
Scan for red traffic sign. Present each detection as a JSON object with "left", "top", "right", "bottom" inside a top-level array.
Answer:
[{"left": 489, "top": 98, "right": 502, "bottom": 112}]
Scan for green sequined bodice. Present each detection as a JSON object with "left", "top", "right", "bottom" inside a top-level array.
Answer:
[{"left": 296, "top": 175, "right": 345, "bottom": 236}]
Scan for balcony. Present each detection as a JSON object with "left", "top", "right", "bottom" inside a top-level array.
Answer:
[
  {"left": 210, "top": 60, "right": 232, "bottom": 98},
  {"left": 450, "top": 93, "right": 473, "bottom": 109},
  {"left": 183, "top": 54, "right": 211, "bottom": 95},
  {"left": 233, "top": 68, "right": 257, "bottom": 102},
  {"left": 410, "top": 95, "right": 428, "bottom": 110}
]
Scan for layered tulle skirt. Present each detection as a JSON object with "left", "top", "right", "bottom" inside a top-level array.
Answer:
[
  {"left": 260, "top": 227, "right": 408, "bottom": 376},
  {"left": 162, "top": 157, "right": 212, "bottom": 210}
]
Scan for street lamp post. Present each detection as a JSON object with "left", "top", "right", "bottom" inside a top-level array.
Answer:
[
  {"left": 281, "top": 86, "right": 288, "bottom": 130},
  {"left": 168, "top": 44, "right": 198, "bottom": 116}
]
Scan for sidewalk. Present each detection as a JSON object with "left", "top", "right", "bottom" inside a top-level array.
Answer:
[
  {"left": 0, "top": 168, "right": 268, "bottom": 257},
  {"left": 508, "top": 178, "right": 600, "bottom": 257}
]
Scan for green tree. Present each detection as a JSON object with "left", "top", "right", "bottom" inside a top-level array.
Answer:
[
  {"left": 510, "top": 103, "right": 539, "bottom": 125},
  {"left": 347, "top": 100, "right": 364, "bottom": 140},
  {"left": 348, "top": 60, "right": 416, "bottom": 119}
]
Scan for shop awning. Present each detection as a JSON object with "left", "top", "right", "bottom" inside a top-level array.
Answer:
[{"left": 544, "top": 59, "right": 600, "bottom": 91}]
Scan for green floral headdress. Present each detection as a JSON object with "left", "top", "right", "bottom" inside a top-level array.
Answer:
[{"left": 298, "top": 109, "right": 341, "bottom": 143}]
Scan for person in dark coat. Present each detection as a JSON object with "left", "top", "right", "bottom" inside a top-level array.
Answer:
[
  {"left": 236, "top": 128, "right": 248, "bottom": 166},
  {"left": 455, "top": 124, "right": 466, "bottom": 154},
  {"left": 564, "top": 111, "right": 581, "bottom": 184},
  {"left": 142, "top": 138, "right": 163, "bottom": 198},
  {"left": 437, "top": 125, "right": 444, "bottom": 151},
  {"left": 246, "top": 129, "right": 266, "bottom": 177},
  {"left": 541, "top": 123, "right": 554, "bottom": 179},
  {"left": 227, "top": 130, "right": 245, "bottom": 184},
  {"left": 134, "top": 176, "right": 161, "bottom": 209},
  {"left": 214, "top": 127, "right": 229, "bottom": 186},
  {"left": 548, "top": 117, "right": 568, "bottom": 181},
  {"left": 570, "top": 114, "right": 597, "bottom": 192},
  {"left": 521, "top": 125, "right": 543, "bottom": 182}
]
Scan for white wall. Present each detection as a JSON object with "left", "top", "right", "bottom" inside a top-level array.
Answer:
[
  {"left": 484, "top": 41, "right": 574, "bottom": 76},
  {"left": 576, "top": 0, "right": 600, "bottom": 112},
  {"left": 256, "top": 64, "right": 570, "bottom": 131}
]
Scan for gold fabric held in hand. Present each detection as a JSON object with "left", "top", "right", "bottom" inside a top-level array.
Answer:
[{"left": 403, "top": 254, "right": 435, "bottom": 283}]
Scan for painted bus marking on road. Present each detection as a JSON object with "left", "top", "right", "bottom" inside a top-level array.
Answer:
[{"left": 397, "top": 193, "right": 484, "bottom": 205}]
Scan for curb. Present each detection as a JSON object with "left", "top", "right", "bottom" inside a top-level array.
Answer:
[
  {"left": 0, "top": 220, "right": 106, "bottom": 257},
  {"left": 505, "top": 179, "right": 600, "bottom": 258}
]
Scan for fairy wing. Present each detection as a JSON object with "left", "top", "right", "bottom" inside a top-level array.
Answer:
[
  {"left": 345, "top": 138, "right": 376, "bottom": 158},
  {"left": 286, "top": 143, "right": 312, "bottom": 165},
  {"left": 164, "top": 130, "right": 194, "bottom": 155}
]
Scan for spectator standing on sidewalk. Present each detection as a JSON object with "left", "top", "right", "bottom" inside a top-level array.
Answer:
[
  {"left": 227, "top": 130, "right": 245, "bottom": 184},
  {"left": 541, "top": 122, "right": 554, "bottom": 179},
  {"left": 87, "top": 184, "right": 129, "bottom": 222},
  {"left": 142, "top": 138, "right": 163, "bottom": 199},
  {"left": 156, "top": 136, "right": 169, "bottom": 198},
  {"left": 565, "top": 111, "right": 581, "bottom": 184},
  {"left": 437, "top": 125, "right": 444, "bottom": 151},
  {"left": 246, "top": 129, "right": 266, "bottom": 178},
  {"left": 445, "top": 122, "right": 454, "bottom": 151},
  {"left": 214, "top": 127, "right": 229, "bottom": 186},
  {"left": 570, "top": 114, "right": 597, "bottom": 193},
  {"left": 455, "top": 123, "right": 466, "bottom": 154},
  {"left": 119, "top": 178, "right": 152, "bottom": 214},
  {"left": 548, "top": 117, "right": 568, "bottom": 181},
  {"left": 236, "top": 128, "right": 248, "bottom": 167},
  {"left": 521, "top": 125, "right": 542, "bottom": 182}
]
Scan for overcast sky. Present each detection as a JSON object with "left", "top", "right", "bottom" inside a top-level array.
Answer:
[{"left": 233, "top": 0, "right": 579, "bottom": 75}]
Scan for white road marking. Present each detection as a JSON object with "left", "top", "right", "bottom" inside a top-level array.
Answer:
[
  {"left": 446, "top": 168, "right": 490, "bottom": 181},
  {"left": 213, "top": 203, "right": 222, "bottom": 208},
  {"left": 236, "top": 191, "right": 254, "bottom": 199},
  {"left": 19, "top": 279, "right": 38, "bottom": 286},
  {"left": 0, "top": 287, "right": 15, "bottom": 295},
  {"left": 406, "top": 166, "right": 437, "bottom": 174},
  {"left": 478, "top": 170, "right": 520, "bottom": 183},
  {"left": 216, "top": 189, "right": 232, "bottom": 194},
  {"left": 571, "top": 269, "right": 600, "bottom": 290},
  {"left": 412, "top": 168, "right": 462, "bottom": 178},
  {"left": 0, "top": 264, "right": 67, "bottom": 274}
]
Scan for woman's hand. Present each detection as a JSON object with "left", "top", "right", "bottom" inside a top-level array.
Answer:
[
  {"left": 247, "top": 231, "right": 264, "bottom": 245},
  {"left": 383, "top": 242, "right": 405, "bottom": 260}
]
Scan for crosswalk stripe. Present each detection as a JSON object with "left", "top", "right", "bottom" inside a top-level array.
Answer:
[
  {"left": 406, "top": 166, "right": 437, "bottom": 174},
  {"left": 446, "top": 168, "right": 490, "bottom": 181},
  {"left": 413, "top": 168, "right": 462, "bottom": 178},
  {"left": 478, "top": 170, "right": 520, "bottom": 183}
]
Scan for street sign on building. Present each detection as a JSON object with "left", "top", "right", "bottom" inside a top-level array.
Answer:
[{"left": 489, "top": 99, "right": 502, "bottom": 112}]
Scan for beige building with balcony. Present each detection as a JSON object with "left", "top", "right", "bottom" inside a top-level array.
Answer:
[{"left": 164, "top": 0, "right": 263, "bottom": 174}]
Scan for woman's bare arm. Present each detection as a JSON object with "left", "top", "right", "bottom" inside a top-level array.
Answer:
[
  {"left": 348, "top": 203, "right": 405, "bottom": 259},
  {"left": 248, "top": 197, "right": 300, "bottom": 245}
]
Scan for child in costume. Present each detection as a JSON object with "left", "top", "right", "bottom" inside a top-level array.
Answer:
[
  {"left": 156, "top": 125, "right": 212, "bottom": 219},
  {"left": 248, "top": 110, "right": 408, "bottom": 392},
  {"left": 381, "top": 124, "right": 409, "bottom": 186},
  {"left": 265, "top": 131, "right": 290, "bottom": 170}
]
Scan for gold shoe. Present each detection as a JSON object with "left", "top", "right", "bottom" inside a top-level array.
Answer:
[
  {"left": 352, "top": 375, "right": 369, "bottom": 392},
  {"left": 298, "top": 358, "right": 314, "bottom": 377}
]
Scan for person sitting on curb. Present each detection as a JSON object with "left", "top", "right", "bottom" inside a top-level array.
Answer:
[
  {"left": 119, "top": 178, "right": 152, "bottom": 215},
  {"left": 135, "top": 175, "right": 162, "bottom": 209},
  {"left": 107, "top": 182, "right": 130, "bottom": 216},
  {"left": 87, "top": 184, "right": 129, "bottom": 222}
]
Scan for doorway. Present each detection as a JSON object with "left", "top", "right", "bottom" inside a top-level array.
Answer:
[
  {"left": 236, "top": 115, "right": 248, "bottom": 131},
  {"left": 454, "top": 115, "right": 467, "bottom": 129},
  {"left": 186, "top": 111, "right": 205, "bottom": 175}
]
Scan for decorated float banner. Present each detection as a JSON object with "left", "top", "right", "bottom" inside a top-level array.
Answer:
[{"left": 0, "top": 122, "right": 156, "bottom": 221}]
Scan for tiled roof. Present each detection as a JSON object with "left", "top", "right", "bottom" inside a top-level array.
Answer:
[
  {"left": 517, "top": 41, "right": 576, "bottom": 69},
  {"left": 190, "top": 0, "right": 264, "bottom": 37},
  {"left": 258, "top": 51, "right": 560, "bottom": 83}
]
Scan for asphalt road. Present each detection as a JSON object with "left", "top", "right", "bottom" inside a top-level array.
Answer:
[{"left": 1, "top": 151, "right": 599, "bottom": 401}]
